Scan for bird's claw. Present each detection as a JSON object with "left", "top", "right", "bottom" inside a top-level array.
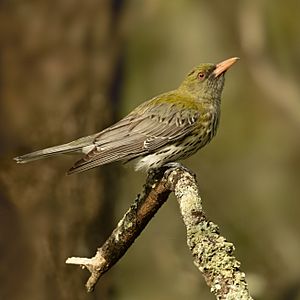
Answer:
[{"left": 160, "top": 162, "right": 196, "bottom": 178}]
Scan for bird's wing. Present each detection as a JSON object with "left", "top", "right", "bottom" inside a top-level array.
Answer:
[{"left": 67, "top": 97, "right": 201, "bottom": 174}]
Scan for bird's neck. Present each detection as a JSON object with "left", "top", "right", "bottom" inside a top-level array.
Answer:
[{"left": 177, "top": 86, "right": 221, "bottom": 107}]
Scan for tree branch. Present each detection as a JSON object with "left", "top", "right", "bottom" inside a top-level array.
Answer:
[
  {"left": 66, "top": 168, "right": 171, "bottom": 292},
  {"left": 66, "top": 165, "right": 253, "bottom": 299}
]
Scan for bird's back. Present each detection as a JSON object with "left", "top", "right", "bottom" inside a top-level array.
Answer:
[{"left": 68, "top": 90, "right": 220, "bottom": 173}]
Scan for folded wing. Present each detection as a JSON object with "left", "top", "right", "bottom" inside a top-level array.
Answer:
[{"left": 67, "top": 98, "right": 200, "bottom": 174}]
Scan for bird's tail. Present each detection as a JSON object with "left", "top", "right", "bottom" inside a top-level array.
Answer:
[
  {"left": 14, "top": 143, "right": 83, "bottom": 163},
  {"left": 14, "top": 135, "right": 96, "bottom": 164}
]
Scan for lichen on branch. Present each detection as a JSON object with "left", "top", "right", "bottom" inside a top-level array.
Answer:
[{"left": 66, "top": 165, "right": 253, "bottom": 299}]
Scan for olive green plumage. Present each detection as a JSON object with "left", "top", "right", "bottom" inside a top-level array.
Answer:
[{"left": 14, "top": 57, "right": 239, "bottom": 174}]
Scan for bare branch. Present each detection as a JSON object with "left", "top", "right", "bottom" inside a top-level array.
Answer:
[
  {"left": 66, "top": 166, "right": 253, "bottom": 299},
  {"left": 66, "top": 168, "right": 171, "bottom": 292}
]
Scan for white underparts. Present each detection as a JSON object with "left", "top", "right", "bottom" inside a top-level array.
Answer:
[{"left": 134, "top": 144, "right": 184, "bottom": 171}]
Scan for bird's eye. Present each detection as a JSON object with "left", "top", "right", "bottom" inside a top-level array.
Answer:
[{"left": 197, "top": 72, "right": 205, "bottom": 81}]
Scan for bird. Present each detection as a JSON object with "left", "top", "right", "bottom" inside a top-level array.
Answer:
[{"left": 14, "top": 57, "right": 239, "bottom": 174}]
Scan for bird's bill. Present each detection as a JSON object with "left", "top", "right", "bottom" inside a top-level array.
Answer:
[{"left": 213, "top": 57, "right": 239, "bottom": 77}]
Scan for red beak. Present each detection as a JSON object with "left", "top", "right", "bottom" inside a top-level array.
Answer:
[{"left": 213, "top": 57, "right": 239, "bottom": 77}]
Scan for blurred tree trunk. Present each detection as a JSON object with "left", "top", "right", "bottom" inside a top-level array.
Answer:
[{"left": 0, "top": 1, "right": 125, "bottom": 299}]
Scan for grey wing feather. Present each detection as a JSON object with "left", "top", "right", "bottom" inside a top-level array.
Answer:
[{"left": 67, "top": 101, "right": 200, "bottom": 174}]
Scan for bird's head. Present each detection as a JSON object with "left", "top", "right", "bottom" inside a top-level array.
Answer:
[{"left": 179, "top": 57, "right": 239, "bottom": 101}]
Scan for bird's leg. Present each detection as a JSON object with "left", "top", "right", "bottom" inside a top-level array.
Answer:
[
  {"left": 147, "top": 163, "right": 184, "bottom": 178},
  {"left": 160, "top": 162, "right": 196, "bottom": 178}
]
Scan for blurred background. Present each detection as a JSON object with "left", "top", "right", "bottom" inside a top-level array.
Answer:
[{"left": 1, "top": 0, "right": 300, "bottom": 299}]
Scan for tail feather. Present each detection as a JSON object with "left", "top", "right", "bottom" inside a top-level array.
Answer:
[
  {"left": 14, "top": 143, "right": 84, "bottom": 164},
  {"left": 14, "top": 134, "right": 98, "bottom": 164}
]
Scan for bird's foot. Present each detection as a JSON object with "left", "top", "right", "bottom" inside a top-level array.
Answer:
[
  {"left": 160, "top": 162, "right": 196, "bottom": 178},
  {"left": 147, "top": 162, "right": 196, "bottom": 182}
]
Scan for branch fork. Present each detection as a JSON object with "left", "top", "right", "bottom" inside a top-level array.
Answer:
[{"left": 66, "top": 165, "right": 253, "bottom": 299}]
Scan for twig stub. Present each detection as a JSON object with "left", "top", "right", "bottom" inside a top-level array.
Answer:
[
  {"left": 66, "top": 165, "right": 253, "bottom": 299},
  {"left": 66, "top": 168, "right": 171, "bottom": 292}
]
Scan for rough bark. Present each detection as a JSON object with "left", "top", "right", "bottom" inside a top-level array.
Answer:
[{"left": 67, "top": 166, "right": 253, "bottom": 299}]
